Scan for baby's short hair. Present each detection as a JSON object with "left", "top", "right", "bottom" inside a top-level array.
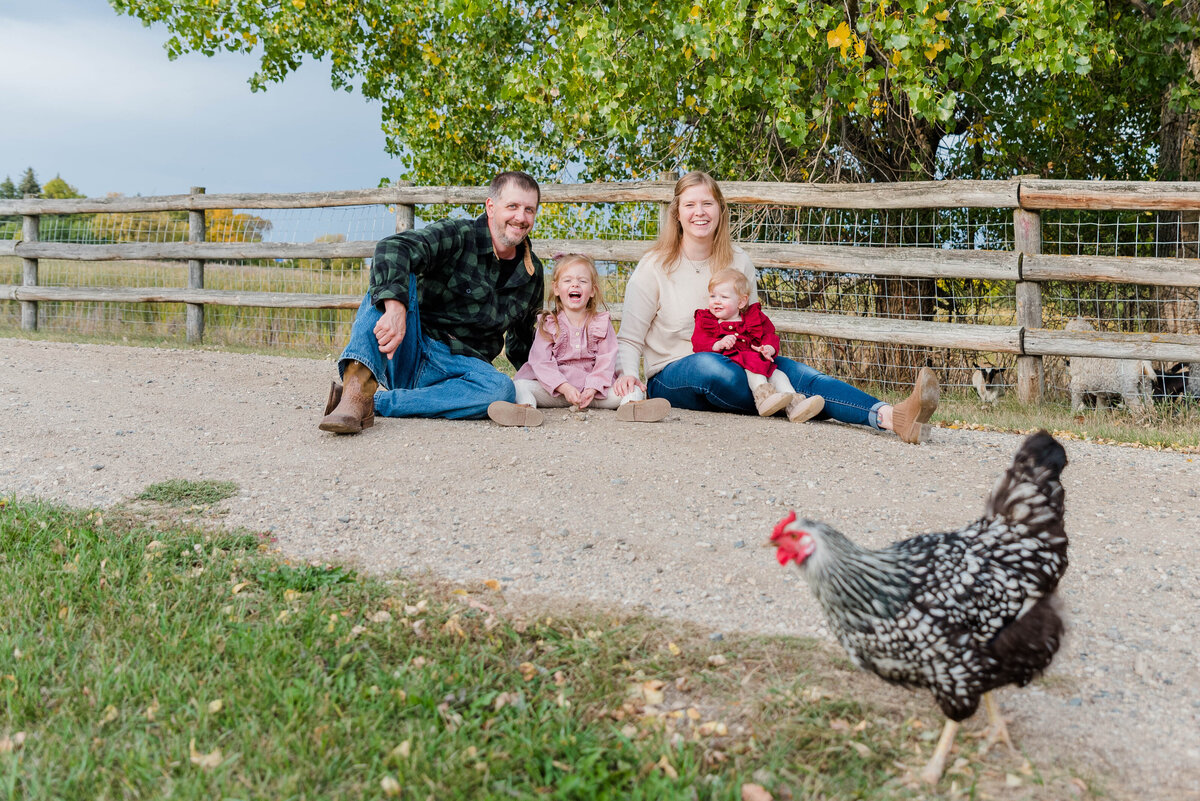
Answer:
[{"left": 708, "top": 268, "right": 750, "bottom": 297}]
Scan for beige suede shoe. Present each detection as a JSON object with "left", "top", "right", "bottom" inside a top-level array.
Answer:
[
  {"left": 752, "top": 383, "right": 793, "bottom": 417},
  {"left": 786, "top": 393, "right": 824, "bottom": 423},
  {"left": 487, "top": 401, "right": 545, "bottom": 427},
  {"left": 615, "top": 398, "right": 671, "bottom": 422}
]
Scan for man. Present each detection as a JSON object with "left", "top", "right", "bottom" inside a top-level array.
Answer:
[{"left": 319, "top": 171, "right": 546, "bottom": 433}]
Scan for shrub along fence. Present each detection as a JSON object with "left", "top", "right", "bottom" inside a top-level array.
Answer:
[{"left": 2, "top": 178, "right": 1199, "bottom": 405}]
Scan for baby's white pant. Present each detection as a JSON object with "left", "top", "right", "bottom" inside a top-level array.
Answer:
[
  {"left": 514, "top": 378, "right": 640, "bottom": 409},
  {"left": 744, "top": 369, "right": 798, "bottom": 395}
]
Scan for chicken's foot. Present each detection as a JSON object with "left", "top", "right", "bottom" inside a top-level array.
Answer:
[
  {"left": 919, "top": 719, "right": 960, "bottom": 785},
  {"left": 977, "top": 692, "right": 1014, "bottom": 755}
]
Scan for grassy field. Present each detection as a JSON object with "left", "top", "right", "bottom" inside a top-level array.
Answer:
[{"left": 0, "top": 491, "right": 1096, "bottom": 800}]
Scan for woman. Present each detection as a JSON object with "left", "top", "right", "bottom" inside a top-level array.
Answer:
[{"left": 612, "top": 171, "right": 939, "bottom": 444}]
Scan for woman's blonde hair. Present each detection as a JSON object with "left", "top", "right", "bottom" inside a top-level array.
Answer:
[
  {"left": 536, "top": 253, "right": 605, "bottom": 340},
  {"left": 647, "top": 171, "right": 736, "bottom": 274},
  {"left": 708, "top": 269, "right": 750, "bottom": 309}
]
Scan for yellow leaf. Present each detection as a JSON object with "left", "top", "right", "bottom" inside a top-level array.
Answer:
[
  {"left": 100, "top": 705, "right": 119, "bottom": 725},
  {"left": 189, "top": 739, "right": 222, "bottom": 770},
  {"left": 291, "top": 0, "right": 304, "bottom": 8},
  {"left": 231, "top": 581, "right": 249, "bottom": 595},
  {"left": 483, "top": 579, "right": 501, "bottom": 591},
  {"left": 208, "top": 699, "right": 223, "bottom": 714},
  {"left": 997, "top": 6, "right": 1007, "bottom": 17},
  {"left": 667, "top": 642, "right": 681, "bottom": 655},
  {"left": 689, "top": 4, "right": 701, "bottom": 18},
  {"left": 283, "top": 588, "right": 301, "bottom": 602},
  {"left": 854, "top": 37, "right": 866, "bottom": 59},
  {"left": 442, "top": 614, "right": 466, "bottom": 638},
  {"left": 935, "top": 9, "right": 949, "bottom": 21},
  {"left": 924, "top": 47, "right": 938, "bottom": 60},
  {"left": 826, "top": 21, "right": 851, "bottom": 50}
]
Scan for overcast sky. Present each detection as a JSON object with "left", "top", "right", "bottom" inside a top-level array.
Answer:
[{"left": 0, "top": 0, "right": 403, "bottom": 198}]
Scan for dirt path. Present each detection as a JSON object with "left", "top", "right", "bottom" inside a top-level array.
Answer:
[{"left": 3, "top": 338, "right": 1198, "bottom": 798}]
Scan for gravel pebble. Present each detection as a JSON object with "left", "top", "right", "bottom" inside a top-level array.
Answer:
[{"left": 2, "top": 339, "right": 1198, "bottom": 800}]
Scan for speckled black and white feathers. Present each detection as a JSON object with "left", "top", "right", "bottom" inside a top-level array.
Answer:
[{"left": 787, "top": 431, "right": 1068, "bottom": 722}]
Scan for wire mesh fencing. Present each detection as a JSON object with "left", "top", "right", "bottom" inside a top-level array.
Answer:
[{"left": 3, "top": 197, "right": 1198, "bottom": 412}]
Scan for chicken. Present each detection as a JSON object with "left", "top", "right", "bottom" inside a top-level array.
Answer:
[{"left": 770, "top": 430, "right": 1068, "bottom": 783}]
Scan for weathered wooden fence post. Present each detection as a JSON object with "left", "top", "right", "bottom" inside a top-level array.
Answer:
[
  {"left": 20, "top": 207, "right": 39, "bottom": 331},
  {"left": 395, "top": 180, "right": 414, "bottom": 234},
  {"left": 1014, "top": 176, "right": 1044, "bottom": 403},
  {"left": 187, "top": 187, "right": 206, "bottom": 343},
  {"left": 657, "top": 170, "right": 677, "bottom": 235}
]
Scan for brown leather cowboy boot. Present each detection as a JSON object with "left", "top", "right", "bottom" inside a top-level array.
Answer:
[
  {"left": 318, "top": 360, "right": 378, "bottom": 434},
  {"left": 891, "top": 366, "right": 939, "bottom": 444}
]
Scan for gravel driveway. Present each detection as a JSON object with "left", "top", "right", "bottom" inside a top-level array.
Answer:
[{"left": 2, "top": 338, "right": 1198, "bottom": 799}]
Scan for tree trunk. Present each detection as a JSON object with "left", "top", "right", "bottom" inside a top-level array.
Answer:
[{"left": 1157, "top": 0, "right": 1200, "bottom": 336}]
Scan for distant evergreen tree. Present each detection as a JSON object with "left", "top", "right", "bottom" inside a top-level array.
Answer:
[
  {"left": 17, "top": 167, "right": 40, "bottom": 198},
  {"left": 0, "top": 176, "right": 16, "bottom": 199}
]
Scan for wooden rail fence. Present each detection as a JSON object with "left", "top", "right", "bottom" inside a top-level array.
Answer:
[{"left": 3, "top": 178, "right": 1200, "bottom": 402}]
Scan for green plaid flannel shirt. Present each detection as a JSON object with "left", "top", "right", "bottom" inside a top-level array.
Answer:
[{"left": 369, "top": 215, "right": 544, "bottom": 368}]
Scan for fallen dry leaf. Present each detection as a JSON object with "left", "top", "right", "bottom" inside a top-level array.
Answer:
[
  {"left": 207, "top": 699, "right": 223, "bottom": 714},
  {"left": 391, "top": 740, "right": 412, "bottom": 759},
  {"left": 707, "top": 654, "right": 727, "bottom": 667},
  {"left": 483, "top": 579, "right": 501, "bottom": 591},
  {"left": 741, "top": 782, "right": 773, "bottom": 801},
  {"left": 442, "top": 615, "right": 467, "bottom": 638},
  {"left": 380, "top": 775, "right": 401, "bottom": 796},
  {"left": 518, "top": 662, "right": 537, "bottom": 681},
  {"left": 656, "top": 754, "right": 678, "bottom": 779},
  {"left": 667, "top": 642, "right": 681, "bottom": 656},
  {"left": 188, "top": 739, "right": 222, "bottom": 770},
  {"left": 370, "top": 610, "right": 393, "bottom": 623}
]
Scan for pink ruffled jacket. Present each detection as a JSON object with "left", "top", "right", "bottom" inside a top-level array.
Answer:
[{"left": 513, "top": 311, "right": 618, "bottom": 398}]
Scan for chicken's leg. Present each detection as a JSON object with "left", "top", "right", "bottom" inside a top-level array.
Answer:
[
  {"left": 979, "top": 692, "right": 1014, "bottom": 754},
  {"left": 919, "top": 719, "right": 960, "bottom": 785}
]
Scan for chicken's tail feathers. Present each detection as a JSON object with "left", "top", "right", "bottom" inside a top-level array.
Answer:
[{"left": 984, "top": 429, "right": 1068, "bottom": 529}]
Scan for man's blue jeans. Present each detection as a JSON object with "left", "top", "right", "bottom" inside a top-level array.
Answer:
[
  {"left": 338, "top": 277, "right": 515, "bottom": 420},
  {"left": 647, "top": 352, "right": 885, "bottom": 428}
]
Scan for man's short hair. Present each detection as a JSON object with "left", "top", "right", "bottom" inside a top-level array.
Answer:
[{"left": 489, "top": 171, "right": 540, "bottom": 205}]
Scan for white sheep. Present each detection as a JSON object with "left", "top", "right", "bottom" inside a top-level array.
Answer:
[{"left": 1064, "top": 317, "right": 1155, "bottom": 414}]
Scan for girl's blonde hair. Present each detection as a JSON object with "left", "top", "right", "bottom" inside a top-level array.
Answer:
[
  {"left": 647, "top": 171, "right": 736, "bottom": 275},
  {"left": 708, "top": 269, "right": 750, "bottom": 305},
  {"left": 537, "top": 253, "right": 605, "bottom": 340}
]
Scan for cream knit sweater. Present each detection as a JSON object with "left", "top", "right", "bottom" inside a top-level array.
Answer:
[{"left": 616, "top": 246, "right": 758, "bottom": 381}]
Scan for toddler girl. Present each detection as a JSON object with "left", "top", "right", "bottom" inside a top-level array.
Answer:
[
  {"left": 488, "top": 254, "right": 670, "bottom": 425},
  {"left": 691, "top": 269, "right": 824, "bottom": 422}
]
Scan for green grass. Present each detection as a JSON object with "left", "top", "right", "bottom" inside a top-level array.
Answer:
[
  {"left": 137, "top": 480, "right": 240, "bottom": 507},
  {"left": 0, "top": 495, "right": 1092, "bottom": 800},
  {"left": 931, "top": 393, "right": 1200, "bottom": 452}
]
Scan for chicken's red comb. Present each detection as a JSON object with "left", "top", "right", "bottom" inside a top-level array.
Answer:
[{"left": 770, "top": 510, "right": 797, "bottom": 542}]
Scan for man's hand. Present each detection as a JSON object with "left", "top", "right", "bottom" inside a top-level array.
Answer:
[
  {"left": 612, "top": 374, "right": 645, "bottom": 398},
  {"left": 713, "top": 333, "right": 738, "bottom": 351},
  {"left": 752, "top": 343, "right": 776, "bottom": 360},
  {"left": 374, "top": 299, "right": 407, "bottom": 359}
]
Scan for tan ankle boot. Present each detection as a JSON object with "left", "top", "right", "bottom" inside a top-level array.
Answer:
[
  {"left": 891, "top": 366, "right": 939, "bottom": 444},
  {"left": 318, "top": 361, "right": 378, "bottom": 434},
  {"left": 752, "top": 383, "right": 793, "bottom": 417},
  {"left": 786, "top": 393, "right": 824, "bottom": 423}
]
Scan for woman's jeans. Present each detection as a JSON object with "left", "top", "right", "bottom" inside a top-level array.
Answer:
[
  {"left": 647, "top": 352, "right": 885, "bottom": 428},
  {"left": 338, "top": 278, "right": 514, "bottom": 420}
]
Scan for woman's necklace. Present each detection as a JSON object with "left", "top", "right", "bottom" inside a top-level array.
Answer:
[{"left": 679, "top": 253, "right": 709, "bottom": 274}]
